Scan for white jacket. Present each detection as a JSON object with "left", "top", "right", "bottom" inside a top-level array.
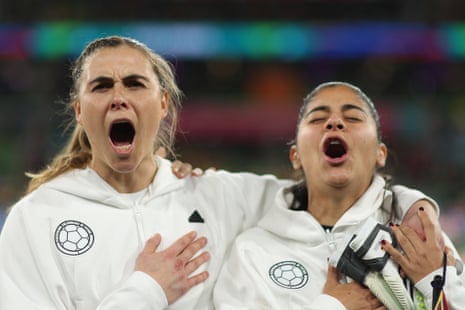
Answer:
[
  {"left": 0, "top": 157, "right": 287, "bottom": 310},
  {"left": 214, "top": 175, "right": 465, "bottom": 310}
]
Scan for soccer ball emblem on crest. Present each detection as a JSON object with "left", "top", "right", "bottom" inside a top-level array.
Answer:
[
  {"left": 269, "top": 261, "right": 309, "bottom": 289},
  {"left": 55, "top": 220, "right": 94, "bottom": 256}
]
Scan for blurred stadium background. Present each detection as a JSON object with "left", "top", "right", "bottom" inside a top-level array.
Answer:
[{"left": 1, "top": 0, "right": 465, "bottom": 256}]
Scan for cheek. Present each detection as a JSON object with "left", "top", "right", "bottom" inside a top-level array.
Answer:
[
  {"left": 355, "top": 135, "right": 379, "bottom": 157},
  {"left": 296, "top": 127, "right": 319, "bottom": 146},
  {"left": 78, "top": 104, "right": 105, "bottom": 138}
]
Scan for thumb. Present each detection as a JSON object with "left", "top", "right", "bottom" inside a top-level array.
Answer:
[
  {"left": 142, "top": 233, "right": 161, "bottom": 255},
  {"left": 325, "top": 265, "right": 340, "bottom": 287}
]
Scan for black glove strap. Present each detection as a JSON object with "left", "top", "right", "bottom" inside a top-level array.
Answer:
[{"left": 431, "top": 252, "right": 447, "bottom": 309}]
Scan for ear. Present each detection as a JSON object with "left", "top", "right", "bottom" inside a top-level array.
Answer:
[
  {"left": 289, "top": 145, "right": 302, "bottom": 170},
  {"left": 73, "top": 101, "right": 82, "bottom": 124},
  {"left": 160, "top": 91, "right": 169, "bottom": 118},
  {"left": 376, "top": 143, "right": 388, "bottom": 168}
]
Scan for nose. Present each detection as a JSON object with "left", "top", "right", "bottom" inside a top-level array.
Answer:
[
  {"left": 325, "top": 118, "right": 344, "bottom": 131},
  {"left": 110, "top": 98, "right": 128, "bottom": 110},
  {"left": 110, "top": 85, "right": 128, "bottom": 110}
]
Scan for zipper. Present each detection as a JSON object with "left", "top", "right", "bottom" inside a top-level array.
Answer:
[
  {"left": 133, "top": 203, "right": 146, "bottom": 247},
  {"left": 324, "top": 227, "right": 337, "bottom": 253}
]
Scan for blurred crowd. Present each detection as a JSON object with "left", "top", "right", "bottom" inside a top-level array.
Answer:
[{"left": 1, "top": 0, "right": 465, "bottom": 258}]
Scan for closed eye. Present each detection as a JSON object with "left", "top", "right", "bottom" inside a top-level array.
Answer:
[
  {"left": 344, "top": 112, "right": 365, "bottom": 122},
  {"left": 306, "top": 109, "right": 328, "bottom": 124},
  {"left": 345, "top": 116, "right": 363, "bottom": 122},
  {"left": 309, "top": 117, "right": 326, "bottom": 124}
]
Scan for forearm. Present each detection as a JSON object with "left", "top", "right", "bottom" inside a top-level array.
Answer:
[{"left": 97, "top": 271, "right": 168, "bottom": 310}]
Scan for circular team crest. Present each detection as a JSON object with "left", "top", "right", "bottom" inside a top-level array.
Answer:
[
  {"left": 54, "top": 220, "right": 94, "bottom": 256},
  {"left": 269, "top": 261, "right": 309, "bottom": 289}
]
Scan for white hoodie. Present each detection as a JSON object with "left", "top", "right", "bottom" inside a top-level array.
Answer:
[
  {"left": 214, "top": 175, "right": 465, "bottom": 310},
  {"left": 0, "top": 157, "right": 287, "bottom": 310}
]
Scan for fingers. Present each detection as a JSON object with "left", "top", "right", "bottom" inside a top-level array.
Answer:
[
  {"left": 185, "top": 251, "right": 210, "bottom": 275},
  {"left": 171, "top": 161, "right": 205, "bottom": 178},
  {"left": 166, "top": 231, "right": 198, "bottom": 256},
  {"left": 416, "top": 206, "right": 440, "bottom": 247},
  {"left": 392, "top": 226, "right": 421, "bottom": 252},
  {"left": 156, "top": 146, "right": 167, "bottom": 158},
  {"left": 185, "top": 270, "right": 209, "bottom": 291},
  {"left": 381, "top": 239, "right": 406, "bottom": 265},
  {"left": 369, "top": 292, "right": 384, "bottom": 308},
  {"left": 172, "top": 160, "right": 192, "bottom": 178},
  {"left": 192, "top": 168, "right": 204, "bottom": 177},
  {"left": 178, "top": 236, "right": 208, "bottom": 262},
  {"left": 383, "top": 218, "right": 445, "bottom": 283},
  {"left": 142, "top": 233, "right": 161, "bottom": 255}
]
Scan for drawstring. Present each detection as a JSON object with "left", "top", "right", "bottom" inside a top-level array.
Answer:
[{"left": 431, "top": 252, "right": 449, "bottom": 310}]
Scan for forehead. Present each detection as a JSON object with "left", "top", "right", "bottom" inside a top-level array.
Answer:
[
  {"left": 307, "top": 85, "right": 366, "bottom": 110},
  {"left": 81, "top": 45, "right": 154, "bottom": 79}
]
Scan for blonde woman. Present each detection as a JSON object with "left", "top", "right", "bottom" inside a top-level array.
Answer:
[{"left": 0, "top": 36, "right": 287, "bottom": 310}]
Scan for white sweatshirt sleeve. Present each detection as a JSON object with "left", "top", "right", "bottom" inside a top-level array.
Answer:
[
  {"left": 97, "top": 271, "right": 168, "bottom": 310},
  {"left": 0, "top": 205, "right": 74, "bottom": 309},
  {"left": 415, "top": 266, "right": 465, "bottom": 310},
  {"left": 220, "top": 171, "right": 290, "bottom": 231},
  {"left": 414, "top": 233, "right": 465, "bottom": 310}
]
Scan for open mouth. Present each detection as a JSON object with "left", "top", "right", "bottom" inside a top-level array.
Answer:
[
  {"left": 109, "top": 121, "right": 135, "bottom": 152},
  {"left": 324, "top": 137, "right": 347, "bottom": 159}
]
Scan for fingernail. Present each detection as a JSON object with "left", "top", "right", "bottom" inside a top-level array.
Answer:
[
  {"left": 389, "top": 222, "right": 394, "bottom": 227},
  {"left": 419, "top": 206, "right": 424, "bottom": 211},
  {"left": 381, "top": 239, "right": 386, "bottom": 245}
]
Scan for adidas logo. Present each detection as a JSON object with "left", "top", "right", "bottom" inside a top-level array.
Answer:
[{"left": 188, "top": 210, "right": 204, "bottom": 223}]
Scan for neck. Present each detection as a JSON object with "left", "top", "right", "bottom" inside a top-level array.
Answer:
[
  {"left": 306, "top": 184, "right": 366, "bottom": 226},
  {"left": 92, "top": 157, "right": 158, "bottom": 193}
]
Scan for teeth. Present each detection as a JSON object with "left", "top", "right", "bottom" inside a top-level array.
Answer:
[
  {"left": 330, "top": 140, "right": 341, "bottom": 145},
  {"left": 115, "top": 144, "right": 132, "bottom": 151}
]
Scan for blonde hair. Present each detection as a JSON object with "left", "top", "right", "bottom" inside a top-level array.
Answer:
[{"left": 26, "top": 36, "right": 182, "bottom": 194}]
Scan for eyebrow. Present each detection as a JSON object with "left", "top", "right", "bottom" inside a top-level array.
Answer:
[
  {"left": 88, "top": 74, "right": 150, "bottom": 86},
  {"left": 304, "top": 103, "right": 367, "bottom": 118}
]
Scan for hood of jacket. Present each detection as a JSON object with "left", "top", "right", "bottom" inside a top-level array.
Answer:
[
  {"left": 41, "top": 156, "right": 183, "bottom": 209},
  {"left": 257, "top": 174, "right": 392, "bottom": 244}
]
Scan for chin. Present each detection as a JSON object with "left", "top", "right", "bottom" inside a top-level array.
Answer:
[
  {"left": 109, "top": 161, "right": 139, "bottom": 174},
  {"left": 325, "top": 174, "right": 351, "bottom": 188}
]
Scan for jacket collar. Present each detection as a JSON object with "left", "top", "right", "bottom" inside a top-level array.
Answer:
[{"left": 43, "top": 156, "right": 185, "bottom": 209}]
